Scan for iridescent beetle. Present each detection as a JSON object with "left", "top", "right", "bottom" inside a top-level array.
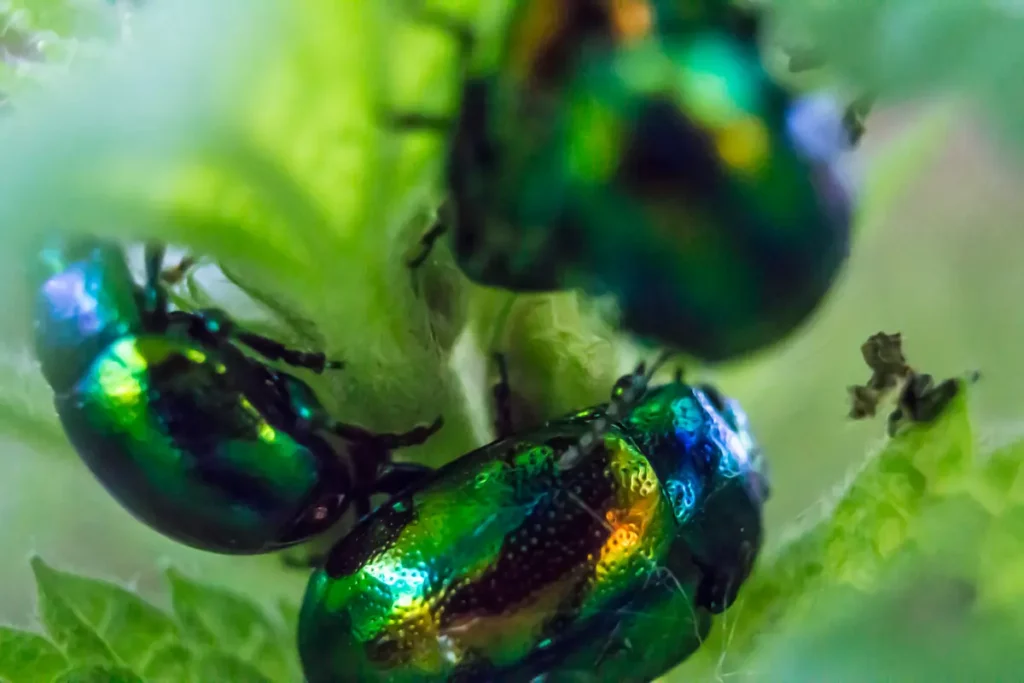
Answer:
[
  {"left": 32, "top": 238, "right": 442, "bottom": 554},
  {"left": 395, "top": 0, "right": 865, "bottom": 361},
  {"left": 299, "top": 355, "right": 769, "bottom": 682}
]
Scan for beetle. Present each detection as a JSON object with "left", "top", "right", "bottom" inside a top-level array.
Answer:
[
  {"left": 32, "top": 237, "right": 442, "bottom": 554},
  {"left": 298, "top": 355, "right": 768, "bottom": 682},
  {"left": 394, "top": 0, "right": 863, "bottom": 361}
]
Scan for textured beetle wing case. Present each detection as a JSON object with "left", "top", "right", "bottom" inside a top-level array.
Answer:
[{"left": 299, "top": 420, "right": 712, "bottom": 682}]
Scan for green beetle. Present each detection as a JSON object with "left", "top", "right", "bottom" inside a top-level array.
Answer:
[
  {"left": 397, "top": 0, "right": 865, "bottom": 361},
  {"left": 299, "top": 357, "right": 769, "bottom": 682},
  {"left": 33, "top": 237, "right": 441, "bottom": 553}
]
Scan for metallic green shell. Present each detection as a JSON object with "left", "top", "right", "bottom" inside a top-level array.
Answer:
[
  {"left": 558, "top": 36, "right": 851, "bottom": 359},
  {"left": 445, "top": 0, "right": 853, "bottom": 360},
  {"left": 56, "top": 333, "right": 336, "bottom": 552},
  {"left": 33, "top": 239, "right": 350, "bottom": 554},
  {"left": 300, "top": 383, "right": 767, "bottom": 682}
]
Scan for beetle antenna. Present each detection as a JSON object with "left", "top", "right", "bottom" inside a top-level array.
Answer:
[{"left": 557, "top": 350, "right": 673, "bottom": 470}]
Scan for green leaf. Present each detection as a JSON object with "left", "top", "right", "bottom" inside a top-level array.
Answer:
[
  {"left": 32, "top": 558, "right": 117, "bottom": 666},
  {"left": 193, "top": 652, "right": 274, "bottom": 683},
  {"left": 0, "top": 626, "right": 67, "bottom": 683},
  {"left": 166, "top": 569, "right": 297, "bottom": 683},
  {"left": 51, "top": 664, "right": 144, "bottom": 683},
  {"left": 668, "top": 382, "right": 986, "bottom": 679},
  {"left": 139, "top": 643, "right": 196, "bottom": 683},
  {"left": 24, "top": 560, "right": 302, "bottom": 681},
  {"left": 751, "top": 566, "right": 1022, "bottom": 682},
  {"left": 749, "top": 490, "right": 1024, "bottom": 682},
  {"left": 276, "top": 599, "right": 300, "bottom": 642},
  {"left": 30, "top": 558, "right": 180, "bottom": 671},
  {"left": 0, "top": 392, "right": 67, "bottom": 460}
]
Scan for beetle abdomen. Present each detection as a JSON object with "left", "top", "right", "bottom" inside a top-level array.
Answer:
[{"left": 56, "top": 334, "right": 328, "bottom": 553}]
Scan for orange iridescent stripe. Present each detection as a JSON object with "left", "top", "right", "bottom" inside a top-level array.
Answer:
[{"left": 610, "top": 0, "right": 654, "bottom": 42}]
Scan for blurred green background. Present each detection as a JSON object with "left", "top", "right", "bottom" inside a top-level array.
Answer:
[{"left": 2, "top": 0, "right": 1024, "bottom": 680}]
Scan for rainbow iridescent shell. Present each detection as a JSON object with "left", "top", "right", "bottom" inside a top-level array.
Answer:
[{"left": 299, "top": 382, "right": 768, "bottom": 682}]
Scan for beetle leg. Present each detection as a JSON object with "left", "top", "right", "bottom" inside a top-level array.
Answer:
[
  {"left": 492, "top": 352, "right": 515, "bottom": 439},
  {"left": 180, "top": 309, "right": 346, "bottom": 376},
  {"left": 407, "top": 215, "right": 449, "bottom": 270},
  {"left": 375, "top": 462, "right": 435, "bottom": 495},
  {"left": 255, "top": 367, "right": 440, "bottom": 452},
  {"left": 232, "top": 330, "right": 345, "bottom": 373},
  {"left": 328, "top": 416, "right": 444, "bottom": 450},
  {"left": 370, "top": 416, "right": 444, "bottom": 449},
  {"left": 185, "top": 307, "right": 343, "bottom": 373},
  {"left": 161, "top": 254, "right": 199, "bottom": 284}
]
